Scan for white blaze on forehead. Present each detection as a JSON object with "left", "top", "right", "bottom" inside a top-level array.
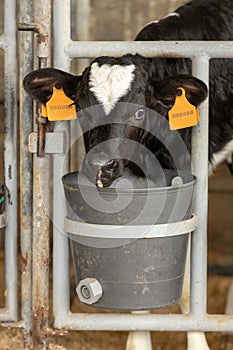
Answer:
[{"left": 89, "top": 62, "right": 135, "bottom": 115}]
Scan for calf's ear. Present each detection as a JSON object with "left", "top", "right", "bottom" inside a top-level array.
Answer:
[
  {"left": 152, "top": 74, "right": 208, "bottom": 107},
  {"left": 23, "top": 68, "right": 82, "bottom": 104}
]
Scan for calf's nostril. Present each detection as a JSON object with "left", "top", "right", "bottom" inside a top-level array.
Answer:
[
  {"left": 112, "top": 160, "right": 119, "bottom": 169},
  {"left": 106, "top": 159, "right": 119, "bottom": 170}
]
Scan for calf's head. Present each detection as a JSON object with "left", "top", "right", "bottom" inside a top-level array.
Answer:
[{"left": 23, "top": 55, "right": 207, "bottom": 187}]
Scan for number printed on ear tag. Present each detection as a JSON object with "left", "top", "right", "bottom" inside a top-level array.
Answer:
[
  {"left": 45, "top": 87, "right": 77, "bottom": 121},
  {"left": 168, "top": 87, "right": 199, "bottom": 130}
]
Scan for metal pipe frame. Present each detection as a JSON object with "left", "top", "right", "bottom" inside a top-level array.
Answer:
[
  {"left": 53, "top": 0, "right": 72, "bottom": 322},
  {"left": 190, "top": 56, "right": 209, "bottom": 318},
  {"left": 66, "top": 40, "right": 233, "bottom": 59},
  {"left": 19, "top": 0, "right": 33, "bottom": 346},
  {"left": 70, "top": 0, "right": 90, "bottom": 171},
  {"left": 0, "top": 0, "right": 18, "bottom": 323},
  {"left": 53, "top": 0, "right": 233, "bottom": 332},
  {"left": 31, "top": 2, "right": 51, "bottom": 349},
  {"left": 55, "top": 313, "right": 232, "bottom": 332}
]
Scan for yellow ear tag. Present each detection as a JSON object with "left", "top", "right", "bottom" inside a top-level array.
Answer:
[
  {"left": 45, "top": 87, "right": 77, "bottom": 121},
  {"left": 168, "top": 87, "right": 199, "bottom": 130}
]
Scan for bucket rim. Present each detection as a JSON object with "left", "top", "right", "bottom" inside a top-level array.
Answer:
[{"left": 62, "top": 171, "right": 196, "bottom": 195}]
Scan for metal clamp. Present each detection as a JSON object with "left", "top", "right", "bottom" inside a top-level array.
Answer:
[{"left": 64, "top": 214, "right": 197, "bottom": 239}]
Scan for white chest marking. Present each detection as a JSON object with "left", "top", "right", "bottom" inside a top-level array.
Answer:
[
  {"left": 89, "top": 62, "right": 135, "bottom": 115},
  {"left": 209, "top": 138, "right": 233, "bottom": 174}
]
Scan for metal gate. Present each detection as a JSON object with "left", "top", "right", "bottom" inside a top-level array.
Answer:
[
  {"left": 0, "top": 0, "right": 232, "bottom": 349},
  {"left": 52, "top": 0, "right": 233, "bottom": 334}
]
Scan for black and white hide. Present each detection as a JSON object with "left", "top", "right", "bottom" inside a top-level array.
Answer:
[{"left": 23, "top": 0, "right": 233, "bottom": 188}]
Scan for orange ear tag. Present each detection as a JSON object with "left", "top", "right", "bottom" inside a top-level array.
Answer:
[
  {"left": 41, "top": 103, "right": 48, "bottom": 118},
  {"left": 45, "top": 87, "right": 77, "bottom": 121},
  {"left": 168, "top": 87, "right": 199, "bottom": 130}
]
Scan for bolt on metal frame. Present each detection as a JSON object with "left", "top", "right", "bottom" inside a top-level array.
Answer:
[
  {"left": 0, "top": 0, "right": 18, "bottom": 323},
  {"left": 53, "top": 0, "right": 233, "bottom": 332}
]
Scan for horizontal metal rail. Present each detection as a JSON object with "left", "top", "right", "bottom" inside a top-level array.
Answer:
[
  {"left": 65, "top": 40, "right": 233, "bottom": 59},
  {"left": 55, "top": 313, "right": 233, "bottom": 332}
]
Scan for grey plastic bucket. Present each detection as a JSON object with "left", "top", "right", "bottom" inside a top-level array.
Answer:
[{"left": 62, "top": 170, "right": 196, "bottom": 310}]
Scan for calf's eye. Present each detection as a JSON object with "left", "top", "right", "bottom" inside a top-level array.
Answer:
[{"left": 134, "top": 108, "right": 145, "bottom": 120}]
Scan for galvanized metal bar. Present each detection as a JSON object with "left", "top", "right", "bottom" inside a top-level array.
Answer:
[
  {"left": 53, "top": 0, "right": 72, "bottom": 68},
  {"left": 53, "top": 0, "right": 72, "bottom": 323},
  {"left": 32, "top": 157, "right": 50, "bottom": 350},
  {"left": 32, "top": 2, "right": 51, "bottom": 349},
  {"left": 54, "top": 313, "right": 233, "bottom": 332},
  {"left": 19, "top": 0, "right": 33, "bottom": 347},
  {"left": 191, "top": 56, "right": 210, "bottom": 317},
  {"left": 66, "top": 40, "right": 233, "bottom": 59},
  {"left": 70, "top": 0, "right": 90, "bottom": 171},
  {"left": 3, "top": 0, "right": 18, "bottom": 322}
]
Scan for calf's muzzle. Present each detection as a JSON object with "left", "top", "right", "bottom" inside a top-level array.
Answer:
[{"left": 82, "top": 152, "right": 124, "bottom": 188}]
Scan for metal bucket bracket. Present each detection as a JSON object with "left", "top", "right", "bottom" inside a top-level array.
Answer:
[
  {"left": 29, "top": 132, "right": 65, "bottom": 154},
  {"left": 64, "top": 214, "right": 197, "bottom": 239}
]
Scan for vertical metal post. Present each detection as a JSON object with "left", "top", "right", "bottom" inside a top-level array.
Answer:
[
  {"left": 53, "top": 0, "right": 71, "bottom": 323},
  {"left": 19, "top": 1, "right": 33, "bottom": 347},
  {"left": 31, "top": 2, "right": 51, "bottom": 349},
  {"left": 191, "top": 56, "right": 210, "bottom": 317},
  {"left": 71, "top": 0, "right": 90, "bottom": 171},
  {"left": 4, "top": 0, "right": 18, "bottom": 322}
]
